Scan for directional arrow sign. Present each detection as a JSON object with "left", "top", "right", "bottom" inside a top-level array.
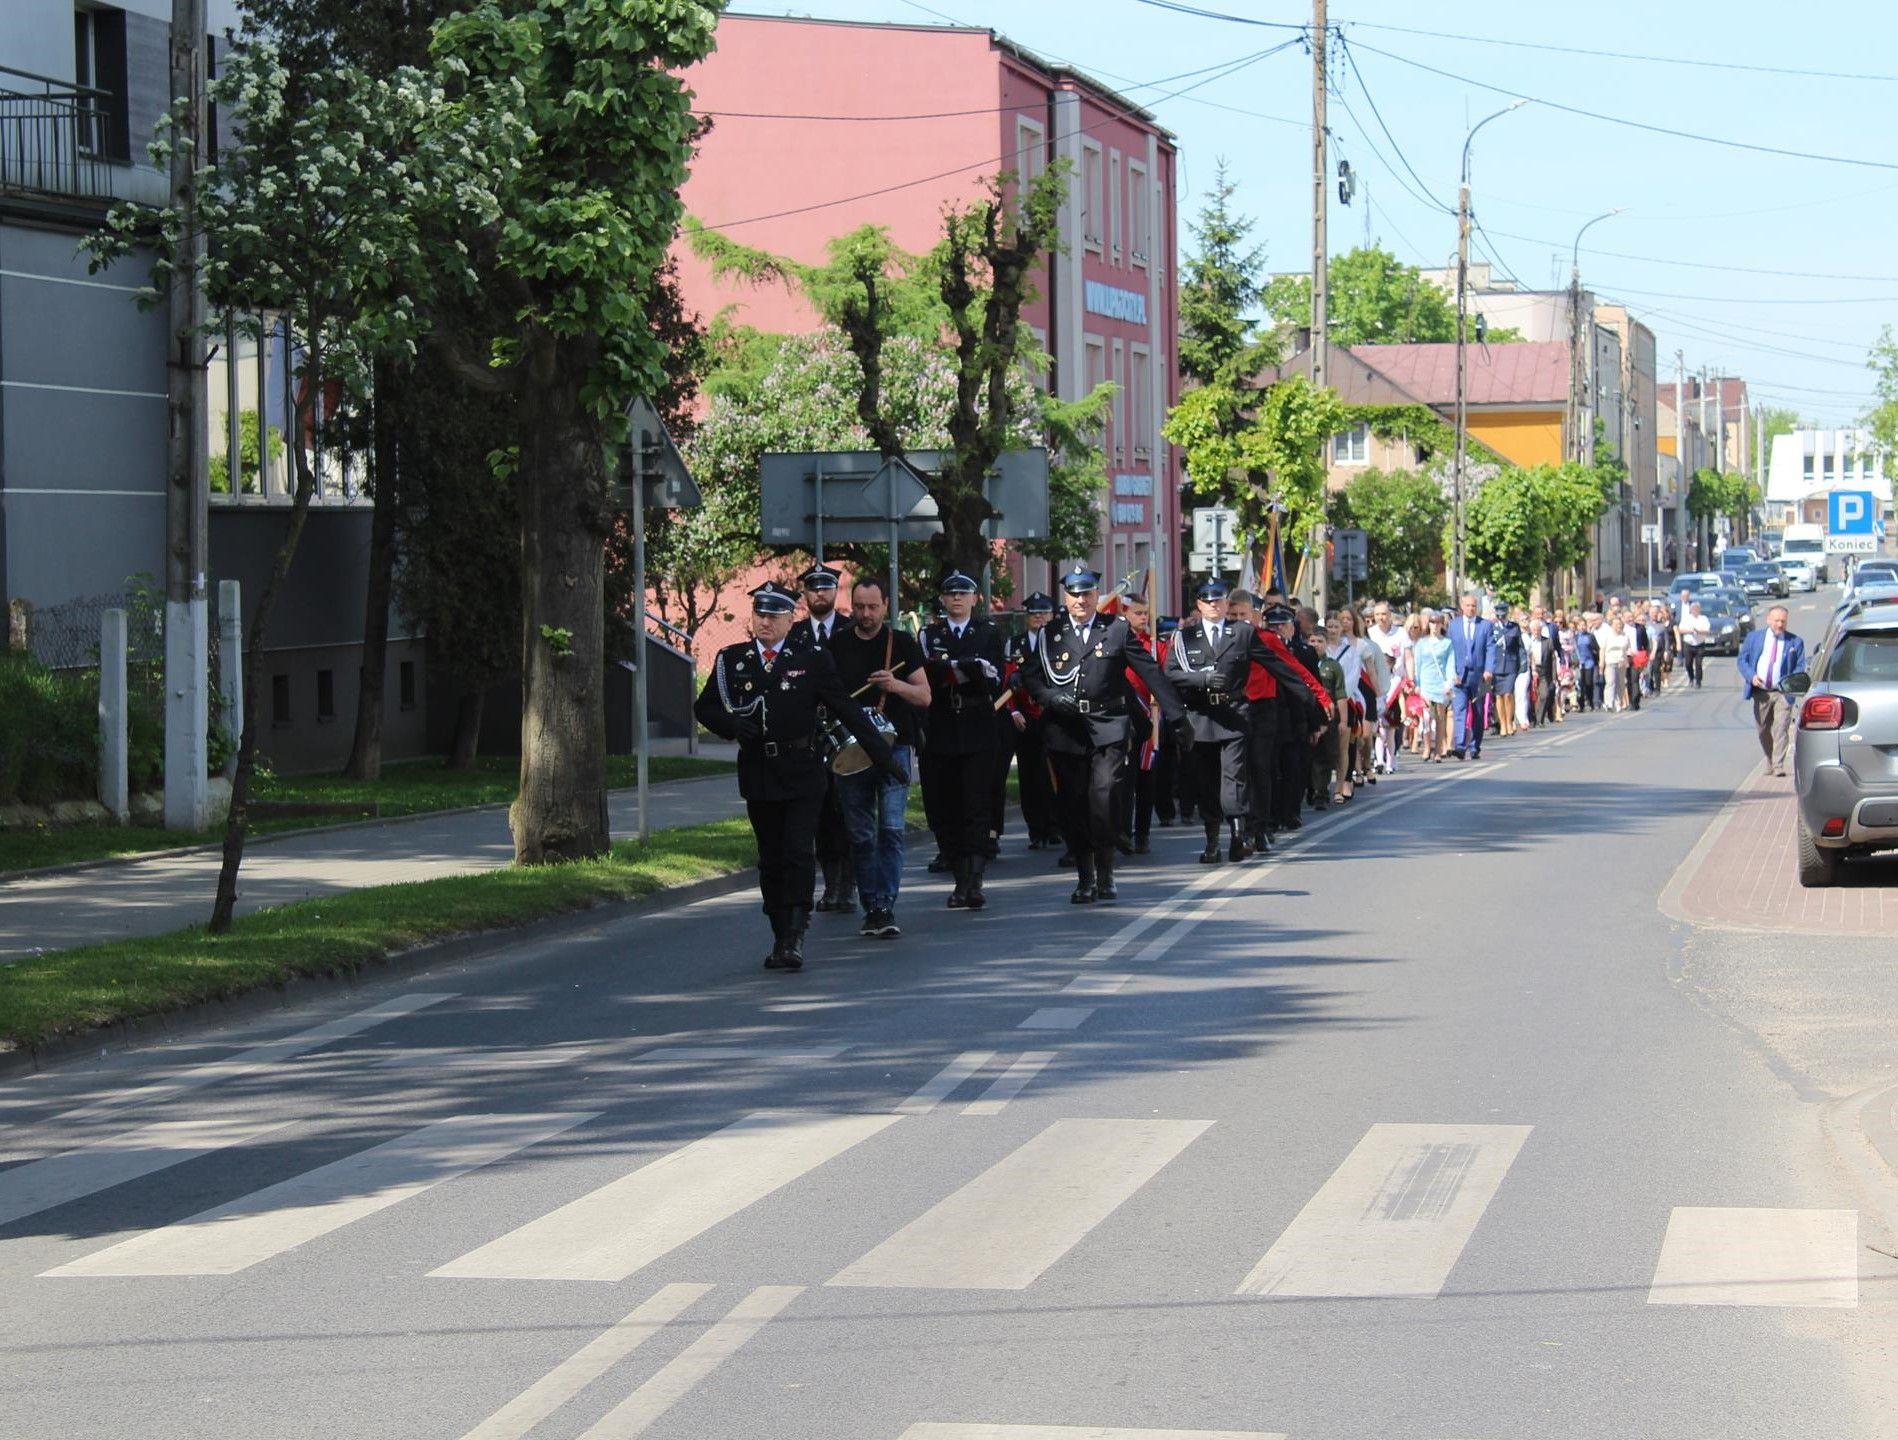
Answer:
[{"left": 869, "top": 455, "right": 934, "bottom": 522}]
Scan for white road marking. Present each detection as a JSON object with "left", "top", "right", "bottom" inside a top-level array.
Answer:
[
  {"left": 432, "top": 1112, "right": 898, "bottom": 1283},
  {"left": 0, "top": 1115, "right": 295, "bottom": 1228},
  {"left": 830, "top": 1118, "right": 1212, "bottom": 1290},
  {"left": 577, "top": 1285, "right": 804, "bottom": 1438},
  {"left": 1648, "top": 1207, "right": 1858, "bottom": 1308},
  {"left": 1018, "top": 1007, "right": 1094, "bottom": 1030},
  {"left": 457, "top": 1282, "right": 713, "bottom": 1440},
  {"left": 898, "top": 1053, "right": 996, "bottom": 1115},
  {"left": 896, "top": 1425, "right": 1287, "bottom": 1438},
  {"left": 962, "top": 1054, "right": 1055, "bottom": 1116},
  {"left": 1061, "top": 974, "right": 1131, "bottom": 996},
  {"left": 44, "top": 993, "right": 455, "bottom": 1128},
  {"left": 1236, "top": 1123, "right": 1533, "bottom": 1298},
  {"left": 634, "top": 1046, "right": 850, "bottom": 1063},
  {"left": 1079, "top": 865, "right": 1246, "bottom": 967},
  {"left": 44, "top": 1111, "right": 591, "bottom": 1277}
]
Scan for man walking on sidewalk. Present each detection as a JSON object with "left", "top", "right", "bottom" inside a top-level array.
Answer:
[{"left": 1736, "top": 605, "right": 1807, "bottom": 777}]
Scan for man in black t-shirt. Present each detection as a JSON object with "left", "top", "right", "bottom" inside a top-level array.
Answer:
[{"left": 828, "top": 576, "right": 931, "bottom": 938}]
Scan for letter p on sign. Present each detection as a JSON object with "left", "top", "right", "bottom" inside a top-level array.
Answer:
[{"left": 1831, "top": 490, "right": 1875, "bottom": 535}]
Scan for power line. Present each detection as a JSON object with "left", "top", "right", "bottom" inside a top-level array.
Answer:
[
  {"left": 1350, "top": 37, "right": 1898, "bottom": 174},
  {"left": 1481, "top": 226, "right": 1898, "bottom": 283},
  {"left": 1343, "top": 19, "right": 1898, "bottom": 83},
  {"left": 1589, "top": 283, "right": 1898, "bottom": 306},
  {"left": 702, "top": 40, "right": 1300, "bottom": 231},
  {"left": 1125, "top": 0, "right": 1305, "bottom": 30},
  {"left": 1336, "top": 38, "right": 1449, "bottom": 214}
]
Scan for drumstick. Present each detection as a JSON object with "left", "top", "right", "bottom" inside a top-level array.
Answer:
[{"left": 846, "top": 662, "right": 909, "bottom": 700}]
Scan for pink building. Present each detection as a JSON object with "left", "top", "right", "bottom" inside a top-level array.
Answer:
[{"left": 677, "top": 15, "right": 1183, "bottom": 618}]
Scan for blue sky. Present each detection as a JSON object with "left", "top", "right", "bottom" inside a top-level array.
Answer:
[{"left": 729, "top": 0, "right": 1898, "bottom": 427}]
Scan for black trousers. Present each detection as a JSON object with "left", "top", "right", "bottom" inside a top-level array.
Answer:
[
  {"left": 1535, "top": 666, "right": 1559, "bottom": 723},
  {"left": 1014, "top": 718, "right": 1059, "bottom": 841},
  {"left": 1192, "top": 735, "right": 1249, "bottom": 823},
  {"left": 1576, "top": 664, "right": 1598, "bottom": 710},
  {"left": 1685, "top": 645, "right": 1705, "bottom": 686},
  {"left": 746, "top": 791, "right": 823, "bottom": 921},
  {"left": 1274, "top": 722, "right": 1308, "bottom": 826},
  {"left": 988, "top": 721, "right": 1017, "bottom": 846},
  {"left": 1151, "top": 740, "right": 1180, "bottom": 823},
  {"left": 1115, "top": 751, "right": 1161, "bottom": 841},
  {"left": 1246, "top": 701, "right": 1279, "bottom": 833},
  {"left": 815, "top": 775, "right": 848, "bottom": 864},
  {"left": 1050, "top": 744, "right": 1126, "bottom": 858},
  {"left": 921, "top": 746, "right": 996, "bottom": 863}
]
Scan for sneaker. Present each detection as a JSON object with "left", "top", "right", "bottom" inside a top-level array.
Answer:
[
  {"left": 873, "top": 909, "right": 902, "bottom": 938},
  {"left": 859, "top": 910, "right": 879, "bottom": 938}
]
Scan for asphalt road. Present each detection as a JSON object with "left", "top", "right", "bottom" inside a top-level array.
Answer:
[{"left": 3, "top": 621, "right": 1894, "bottom": 1440}]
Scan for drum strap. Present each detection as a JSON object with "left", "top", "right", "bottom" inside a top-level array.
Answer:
[{"left": 874, "top": 628, "right": 894, "bottom": 714}]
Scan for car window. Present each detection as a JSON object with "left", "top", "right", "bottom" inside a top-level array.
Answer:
[{"left": 1826, "top": 629, "right": 1898, "bottom": 683}]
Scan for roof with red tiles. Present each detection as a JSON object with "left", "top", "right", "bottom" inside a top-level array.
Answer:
[{"left": 1264, "top": 341, "right": 1569, "bottom": 408}]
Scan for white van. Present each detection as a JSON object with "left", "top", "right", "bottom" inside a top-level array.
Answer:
[{"left": 1780, "top": 523, "right": 1829, "bottom": 583}]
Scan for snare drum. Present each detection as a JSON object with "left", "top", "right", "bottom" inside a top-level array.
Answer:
[{"left": 829, "top": 706, "right": 898, "bottom": 775}]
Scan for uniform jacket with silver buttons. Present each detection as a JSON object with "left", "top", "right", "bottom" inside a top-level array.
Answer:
[
  {"left": 920, "top": 617, "right": 1005, "bottom": 755},
  {"left": 1165, "top": 617, "right": 1256, "bottom": 743},
  {"left": 1022, "top": 611, "right": 1185, "bottom": 754}
]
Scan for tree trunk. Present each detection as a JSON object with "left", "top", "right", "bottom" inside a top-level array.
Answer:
[
  {"left": 509, "top": 350, "right": 609, "bottom": 864},
  {"left": 448, "top": 686, "right": 484, "bottom": 771},
  {"left": 341, "top": 361, "right": 401, "bottom": 779}
]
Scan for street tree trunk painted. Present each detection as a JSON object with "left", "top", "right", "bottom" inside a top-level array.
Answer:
[
  {"left": 510, "top": 346, "right": 610, "bottom": 864},
  {"left": 341, "top": 362, "right": 401, "bottom": 779}
]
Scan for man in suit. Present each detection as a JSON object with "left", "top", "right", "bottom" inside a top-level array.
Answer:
[
  {"left": 1023, "top": 566, "right": 1186, "bottom": 904},
  {"left": 1737, "top": 604, "right": 1808, "bottom": 777},
  {"left": 1000, "top": 592, "right": 1060, "bottom": 850},
  {"left": 1529, "top": 604, "right": 1561, "bottom": 725},
  {"left": 920, "top": 571, "right": 1006, "bottom": 910},
  {"left": 694, "top": 583, "right": 902, "bottom": 972},
  {"left": 1447, "top": 591, "right": 1495, "bottom": 759},
  {"left": 1166, "top": 578, "right": 1256, "bottom": 864},
  {"left": 790, "top": 563, "right": 856, "bottom": 913}
]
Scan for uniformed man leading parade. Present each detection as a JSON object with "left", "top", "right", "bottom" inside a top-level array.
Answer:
[
  {"left": 919, "top": 571, "right": 1006, "bottom": 911},
  {"left": 1165, "top": 577, "right": 1257, "bottom": 865},
  {"left": 1023, "top": 566, "right": 1187, "bottom": 905},
  {"left": 694, "top": 582, "right": 902, "bottom": 973},
  {"left": 790, "top": 563, "right": 855, "bottom": 915}
]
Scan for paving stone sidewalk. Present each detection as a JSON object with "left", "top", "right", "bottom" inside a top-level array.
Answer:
[{"left": 0, "top": 763, "right": 744, "bottom": 959}]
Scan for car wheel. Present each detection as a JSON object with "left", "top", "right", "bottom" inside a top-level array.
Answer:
[{"left": 1796, "top": 817, "right": 1842, "bottom": 888}]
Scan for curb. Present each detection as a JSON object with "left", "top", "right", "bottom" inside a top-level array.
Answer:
[
  {"left": 0, "top": 771, "right": 737, "bottom": 886},
  {"left": 1824, "top": 1077, "right": 1898, "bottom": 1250},
  {"left": 0, "top": 863, "right": 762, "bottom": 1081}
]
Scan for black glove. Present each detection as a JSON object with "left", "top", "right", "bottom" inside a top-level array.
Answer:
[
  {"left": 734, "top": 713, "right": 765, "bottom": 741},
  {"left": 1169, "top": 716, "right": 1195, "bottom": 751},
  {"left": 1044, "top": 692, "right": 1079, "bottom": 714},
  {"left": 878, "top": 754, "right": 910, "bottom": 785}
]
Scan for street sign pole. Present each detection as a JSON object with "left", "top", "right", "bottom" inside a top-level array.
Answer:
[
  {"left": 631, "top": 437, "right": 649, "bottom": 844},
  {"left": 888, "top": 459, "right": 901, "bottom": 624},
  {"left": 812, "top": 457, "right": 825, "bottom": 566}
]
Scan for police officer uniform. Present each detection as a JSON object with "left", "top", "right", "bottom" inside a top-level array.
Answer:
[
  {"left": 1243, "top": 606, "right": 1330, "bottom": 848},
  {"left": 1165, "top": 577, "right": 1256, "bottom": 864},
  {"left": 1022, "top": 566, "right": 1186, "bottom": 904},
  {"left": 1001, "top": 592, "right": 1060, "bottom": 849},
  {"left": 919, "top": 572, "right": 1006, "bottom": 910},
  {"left": 693, "top": 583, "right": 899, "bottom": 972},
  {"left": 789, "top": 563, "right": 855, "bottom": 914},
  {"left": 1272, "top": 605, "right": 1326, "bottom": 831}
]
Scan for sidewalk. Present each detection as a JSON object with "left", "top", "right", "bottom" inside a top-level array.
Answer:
[{"left": 0, "top": 754, "right": 744, "bottom": 959}]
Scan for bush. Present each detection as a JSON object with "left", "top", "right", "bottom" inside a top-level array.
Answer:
[{"left": 0, "top": 653, "right": 98, "bottom": 805}]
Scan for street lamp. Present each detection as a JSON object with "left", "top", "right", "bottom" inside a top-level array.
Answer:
[
  {"left": 1567, "top": 207, "right": 1623, "bottom": 464},
  {"left": 1451, "top": 98, "right": 1528, "bottom": 597}
]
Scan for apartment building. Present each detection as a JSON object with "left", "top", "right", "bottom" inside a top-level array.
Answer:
[
  {"left": 1764, "top": 428, "right": 1891, "bottom": 526},
  {"left": 0, "top": 0, "right": 426, "bottom": 770},
  {"left": 675, "top": 15, "right": 1182, "bottom": 621}
]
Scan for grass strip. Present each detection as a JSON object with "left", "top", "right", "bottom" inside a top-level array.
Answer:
[
  {"left": 0, "top": 754, "right": 735, "bottom": 875},
  {"left": 0, "top": 816, "right": 757, "bottom": 1052}
]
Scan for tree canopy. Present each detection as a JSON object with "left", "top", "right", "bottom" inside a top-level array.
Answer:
[
  {"left": 1262, "top": 245, "right": 1522, "bottom": 347},
  {"left": 1326, "top": 468, "right": 1449, "bottom": 605},
  {"left": 1461, "top": 462, "right": 1615, "bottom": 603}
]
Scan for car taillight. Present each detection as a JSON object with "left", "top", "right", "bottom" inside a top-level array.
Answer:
[
  {"left": 1822, "top": 817, "right": 1847, "bottom": 838},
  {"left": 1800, "top": 694, "right": 1846, "bottom": 730}
]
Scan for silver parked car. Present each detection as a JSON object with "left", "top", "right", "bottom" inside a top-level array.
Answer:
[
  {"left": 1787, "top": 599, "right": 1898, "bottom": 885},
  {"left": 1774, "top": 555, "right": 1818, "bottom": 592}
]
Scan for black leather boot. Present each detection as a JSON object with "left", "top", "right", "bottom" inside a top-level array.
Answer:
[
  {"left": 1095, "top": 847, "right": 1119, "bottom": 902},
  {"left": 947, "top": 857, "right": 970, "bottom": 909},
  {"left": 778, "top": 907, "right": 809, "bottom": 972},
  {"left": 762, "top": 909, "right": 790, "bottom": 970},
  {"left": 1198, "top": 820, "right": 1221, "bottom": 865},
  {"left": 1229, "top": 820, "right": 1252, "bottom": 863},
  {"left": 816, "top": 858, "right": 844, "bottom": 912},
  {"left": 965, "top": 854, "right": 988, "bottom": 911},
  {"left": 1070, "top": 853, "right": 1098, "bottom": 904}
]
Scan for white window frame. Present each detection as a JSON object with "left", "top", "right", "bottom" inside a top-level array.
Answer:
[
  {"left": 1080, "top": 138, "right": 1105, "bottom": 253},
  {"left": 1130, "top": 342, "right": 1152, "bottom": 462},
  {"left": 1084, "top": 334, "right": 1108, "bottom": 446},
  {"left": 1111, "top": 337, "right": 1126, "bottom": 463},
  {"left": 1024, "top": 322, "right": 1049, "bottom": 391},
  {"left": 1014, "top": 116, "right": 1046, "bottom": 185},
  {"left": 1332, "top": 422, "right": 1370, "bottom": 466},
  {"left": 1109, "top": 149, "right": 1122, "bottom": 264},
  {"left": 1128, "top": 158, "right": 1150, "bottom": 268}
]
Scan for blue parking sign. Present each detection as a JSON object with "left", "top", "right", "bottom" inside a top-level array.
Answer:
[{"left": 1829, "top": 489, "right": 1876, "bottom": 535}]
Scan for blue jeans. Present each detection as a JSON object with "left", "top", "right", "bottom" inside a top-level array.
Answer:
[{"left": 839, "top": 745, "right": 910, "bottom": 912}]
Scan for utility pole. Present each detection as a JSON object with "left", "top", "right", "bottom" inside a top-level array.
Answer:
[
  {"left": 1675, "top": 350, "right": 1689, "bottom": 569},
  {"left": 1310, "top": 0, "right": 1329, "bottom": 616},
  {"left": 1713, "top": 372, "right": 1728, "bottom": 540},
  {"left": 164, "top": 0, "right": 210, "bottom": 831},
  {"left": 1453, "top": 177, "right": 1470, "bottom": 596}
]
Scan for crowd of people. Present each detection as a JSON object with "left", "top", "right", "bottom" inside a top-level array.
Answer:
[{"left": 694, "top": 563, "right": 1702, "bottom": 973}]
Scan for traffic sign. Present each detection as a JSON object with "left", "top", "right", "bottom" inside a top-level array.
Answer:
[
  {"left": 1828, "top": 489, "right": 1877, "bottom": 537},
  {"left": 1190, "top": 506, "right": 1242, "bottom": 573},
  {"left": 1825, "top": 534, "right": 1877, "bottom": 555},
  {"left": 1640, "top": 523, "right": 1661, "bottom": 545}
]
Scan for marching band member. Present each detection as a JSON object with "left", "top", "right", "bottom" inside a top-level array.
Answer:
[{"left": 919, "top": 572, "right": 1006, "bottom": 911}]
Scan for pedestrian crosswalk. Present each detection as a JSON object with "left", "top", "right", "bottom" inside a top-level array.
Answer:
[{"left": 9, "top": 1106, "right": 1866, "bottom": 1313}]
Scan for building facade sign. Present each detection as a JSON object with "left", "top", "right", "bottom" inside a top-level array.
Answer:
[
  {"left": 1113, "top": 474, "right": 1153, "bottom": 497},
  {"left": 1084, "top": 280, "right": 1148, "bottom": 325}
]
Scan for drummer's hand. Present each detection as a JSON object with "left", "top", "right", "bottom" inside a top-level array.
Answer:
[
  {"left": 1010, "top": 711, "right": 1026, "bottom": 732},
  {"left": 870, "top": 668, "right": 898, "bottom": 691}
]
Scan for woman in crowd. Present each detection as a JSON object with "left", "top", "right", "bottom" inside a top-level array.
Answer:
[
  {"left": 1399, "top": 611, "right": 1429, "bottom": 757},
  {"left": 1413, "top": 609, "right": 1456, "bottom": 762},
  {"left": 1349, "top": 607, "right": 1389, "bottom": 784},
  {"left": 1488, "top": 603, "right": 1525, "bottom": 737},
  {"left": 1511, "top": 605, "right": 1537, "bottom": 731},
  {"left": 1322, "top": 611, "right": 1362, "bottom": 803},
  {"left": 1597, "top": 611, "right": 1632, "bottom": 712},
  {"left": 1572, "top": 611, "right": 1600, "bottom": 711}
]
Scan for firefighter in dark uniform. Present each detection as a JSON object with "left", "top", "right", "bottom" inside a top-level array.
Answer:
[
  {"left": 1022, "top": 566, "right": 1187, "bottom": 905},
  {"left": 790, "top": 563, "right": 855, "bottom": 914},
  {"left": 1165, "top": 577, "right": 1256, "bottom": 864},
  {"left": 1239, "top": 596, "right": 1330, "bottom": 848},
  {"left": 1001, "top": 592, "right": 1060, "bottom": 849},
  {"left": 694, "top": 582, "right": 901, "bottom": 972},
  {"left": 919, "top": 571, "right": 1006, "bottom": 910},
  {"left": 1268, "top": 603, "right": 1328, "bottom": 833}
]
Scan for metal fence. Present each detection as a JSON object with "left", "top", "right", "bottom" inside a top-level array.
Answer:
[
  {"left": 0, "top": 65, "right": 113, "bottom": 203},
  {"left": 23, "top": 584, "right": 222, "bottom": 714}
]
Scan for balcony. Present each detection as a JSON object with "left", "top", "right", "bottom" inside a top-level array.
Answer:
[{"left": 0, "top": 64, "right": 115, "bottom": 205}]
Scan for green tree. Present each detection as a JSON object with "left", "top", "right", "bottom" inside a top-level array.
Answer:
[
  {"left": 1326, "top": 468, "right": 1448, "bottom": 604},
  {"left": 426, "top": 0, "right": 721, "bottom": 865},
  {"left": 1263, "top": 245, "right": 1522, "bottom": 346},
  {"left": 688, "top": 165, "right": 1096, "bottom": 583},
  {"left": 1865, "top": 325, "right": 1898, "bottom": 460},
  {"left": 1462, "top": 462, "right": 1613, "bottom": 603},
  {"left": 1757, "top": 405, "right": 1804, "bottom": 467},
  {"left": 1178, "top": 161, "right": 1278, "bottom": 389}
]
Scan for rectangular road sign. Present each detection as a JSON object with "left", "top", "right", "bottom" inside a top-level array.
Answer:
[
  {"left": 759, "top": 448, "right": 1048, "bottom": 545},
  {"left": 1828, "top": 489, "right": 1877, "bottom": 536},
  {"left": 1825, "top": 534, "right": 1877, "bottom": 555},
  {"left": 1640, "top": 523, "right": 1661, "bottom": 545}
]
